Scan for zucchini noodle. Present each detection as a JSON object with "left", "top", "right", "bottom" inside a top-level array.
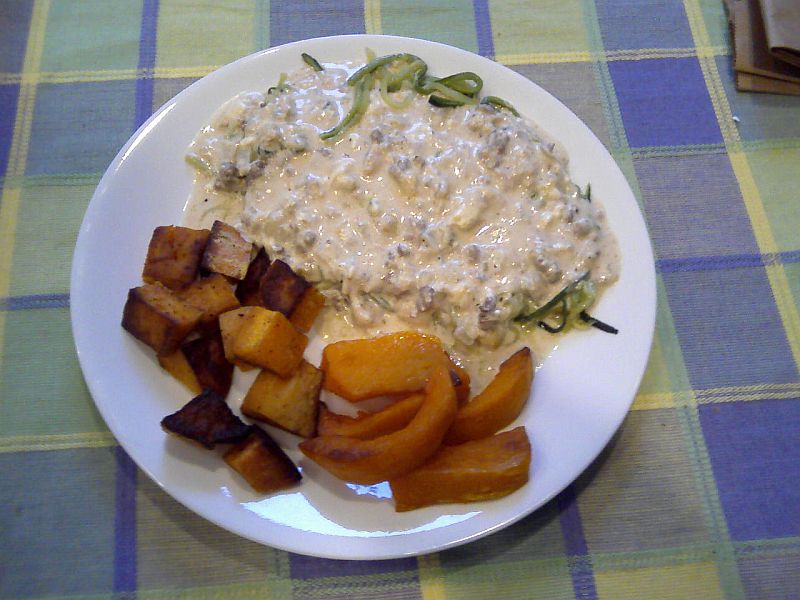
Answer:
[
  {"left": 318, "top": 52, "right": 515, "bottom": 140},
  {"left": 301, "top": 52, "right": 324, "bottom": 71},
  {"left": 513, "top": 274, "right": 616, "bottom": 335},
  {"left": 426, "top": 81, "right": 479, "bottom": 106},
  {"left": 385, "top": 58, "right": 427, "bottom": 91},
  {"left": 481, "top": 95, "right": 520, "bottom": 117},
  {"left": 320, "top": 73, "right": 374, "bottom": 140},
  {"left": 515, "top": 273, "right": 596, "bottom": 333},
  {"left": 379, "top": 75, "right": 415, "bottom": 110},
  {"left": 267, "top": 72, "right": 290, "bottom": 96}
]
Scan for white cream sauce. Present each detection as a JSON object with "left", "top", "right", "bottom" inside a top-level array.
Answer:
[{"left": 183, "top": 60, "right": 619, "bottom": 389}]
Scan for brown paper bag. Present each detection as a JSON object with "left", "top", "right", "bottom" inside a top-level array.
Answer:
[
  {"left": 737, "top": 71, "right": 800, "bottom": 95},
  {"left": 730, "top": 0, "right": 800, "bottom": 94},
  {"left": 759, "top": 0, "right": 800, "bottom": 68},
  {"left": 733, "top": 0, "right": 800, "bottom": 83}
]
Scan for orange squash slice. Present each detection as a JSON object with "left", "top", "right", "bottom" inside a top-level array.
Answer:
[
  {"left": 299, "top": 365, "right": 457, "bottom": 484},
  {"left": 444, "top": 347, "right": 533, "bottom": 445},
  {"left": 317, "top": 393, "right": 425, "bottom": 440},
  {"left": 389, "top": 426, "right": 531, "bottom": 511},
  {"left": 320, "top": 331, "right": 449, "bottom": 401}
]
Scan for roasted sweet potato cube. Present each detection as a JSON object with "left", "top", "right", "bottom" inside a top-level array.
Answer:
[
  {"left": 224, "top": 427, "right": 301, "bottom": 493},
  {"left": 242, "top": 360, "right": 322, "bottom": 438},
  {"left": 158, "top": 332, "right": 233, "bottom": 396},
  {"left": 218, "top": 307, "right": 259, "bottom": 371},
  {"left": 158, "top": 350, "right": 202, "bottom": 395},
  {"left": 177, "top": 273, "right": 240, "bottom": 332},
  {"left": 231, "top": 307, "right": 308, "bottom": 377},
  {"left": 260, "top": 259, "right": 310, "bottom": 316},
  {"left": 236, "top": 247, "right": 270, "bottom": 306},
  {"left": 389, "top": 426, "right": 531, "bottom": 512},
  {"left": 121, "top": 282, "right": 203, "bottom": 355},
  {"left": 182, "top": 332, "right": 234, "bottom": 397},
  {"left": 289, "top": 287, "right": 326, "bottom": 332},
  {"left": 201, "top": 220, "right": 253, "bottom": 280},
  {"left": 161, "top": 389, "right": 250, "bottom": 449},
  {"left": 142, "top": 225, "right": 210, "bottom": 289}
]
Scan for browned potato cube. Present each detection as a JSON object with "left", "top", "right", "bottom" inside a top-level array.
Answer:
[
  {"left": 289, "top": 287, "right": 326, "bottom": 332},
  {"left": 121, "top": 282, "right": 203, "bottom": 355},
  {"left": 161, "top": 390, "right": 250, "bottom": 449},
  {"left": 224, "top": 427, "right": 301, "bottom": 493},
  {"left": 236, "top": 247, "right": 270, "bottom": 306},
  {"left": 231, "top": 307, "right": 308, "bottom": 377},
  {"left": 177, "top": 273, "right": 240, "bottom": 332},
  {"left": 182, "top": 332, "right": 234, "bottom": 397},
  {"left": 142, "top": 225, "right": 210, "bottom": 289},
  {"left": 259, "top": 259, "right": 310, "bottom": 316},
  {"left": 158, "top": 332, "right": 233, "bottom": 397},
  {"left": 158, "top": 350, "right": 202, "bottom": 395},
  {"left": 242, "top": 360, "right": 322, "bottom": 438},
  {"left": 218, "top": 307, "right": 259, "bottom": 371},
  {"left": 201, "top": 220, "right": 254, "bottom": 280}
]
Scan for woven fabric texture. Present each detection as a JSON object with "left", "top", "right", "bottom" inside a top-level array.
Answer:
[{"left": 1, "top": 1, "right": 798, "bottom": 598}]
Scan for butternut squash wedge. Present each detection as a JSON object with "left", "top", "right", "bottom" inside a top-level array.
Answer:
[
  {"left": 444, "top": 347, "right": 533, "bottom": 445},
  {"left": 299, "top": 365, "right": 457, "bottom": 484},
  {"left": 317, "top": 393, "right": 425, "bottom": 440},
  {"left": 389, "top": 426, "right": 531, "bottom": 511},
  {"left": 321, "top": 331, "right": 449, "bottom": 401}
]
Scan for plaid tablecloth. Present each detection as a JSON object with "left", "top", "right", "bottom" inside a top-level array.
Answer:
[{"left": 1, "top": 1, "right": 798, "bottom": 598}]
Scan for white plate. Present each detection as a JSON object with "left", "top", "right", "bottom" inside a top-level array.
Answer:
[{"left": 71, "top": 35, "right": 656, "bottom": 560}]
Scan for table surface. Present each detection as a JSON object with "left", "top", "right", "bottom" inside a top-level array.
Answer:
[{"left": 1, "top": 1, "right": 798, "bottom": 599}]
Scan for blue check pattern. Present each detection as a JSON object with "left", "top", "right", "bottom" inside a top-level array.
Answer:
[{"left": 1, "top": 1, "right": 798, "bottom": 598}]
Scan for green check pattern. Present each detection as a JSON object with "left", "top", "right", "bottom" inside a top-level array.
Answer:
[{"left": 1, "top": 1, "right": 799, "bottom": 598}]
